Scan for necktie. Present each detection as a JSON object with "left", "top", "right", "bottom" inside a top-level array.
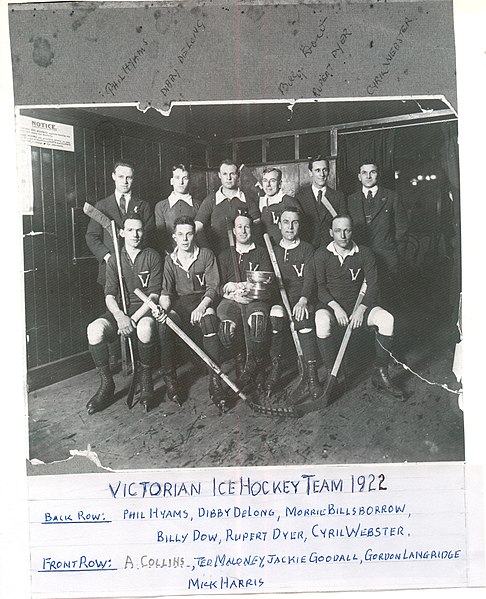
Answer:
[
  {"left": 317, "top": 190, "right": 323, "bottom": 203},
  {"left": 120, "top": 194, "right": 126, "bottom": 215},
  {"left": 365, "top": 190, "right": 374, "bottom": 223}
]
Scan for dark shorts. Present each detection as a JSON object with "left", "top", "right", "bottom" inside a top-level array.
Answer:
[{"left": 272, "top": 302, "right": 315, "bottom": 331}]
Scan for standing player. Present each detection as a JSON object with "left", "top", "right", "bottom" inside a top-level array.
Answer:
[
  {"left": 85, "top": 213, "right": 162, "bottom": 414},
  {"left": 156, "top": 216, "right": 226, "bottom": 411},
  {"left": 296, "top": 156, "right": 346, "bottom": 248},
  {"left": 314, "top": 214, "right": 403, "bottom": 399},
  {"left": 267, "top": 207, "right": 322, "bottom": 400},
  {"left": 259, "top": 166, "right": 300, "bottom": 245},
  {"left": 195, "top": 159, "right": 261, "bottom": 254},
  {"left": 217, "top": 213, "right": 272, "bottom": 387},
  {"left": 154, "top": 164, "right": 201, "bottom": 254}
]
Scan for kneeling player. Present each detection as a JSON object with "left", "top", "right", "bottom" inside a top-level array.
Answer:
[
  {"left": 267, "top": 207, "right": 322, "bottom": 400},
  {"left": 314, "top": 214, "right": 403, "bottom": 399},
  {"left": 156, "top": 216, "right": 226, "bottom": 410},
  {"left": 86, "top": 213, "right": 162, "bottom": 414}
]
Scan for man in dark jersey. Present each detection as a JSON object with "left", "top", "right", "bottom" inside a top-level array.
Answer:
[
  {"left": 259, "top": 167, "right": 300, "bottom": 245},
  {"left": 85, "top": 213, "right": 162, "bottom": 414},
  {"left": 314, "top": 214, "right": 403, "bottom": 398},
  {"left": 154, "top": 163, "right": 202, "bottom": 254},
  {"left": 155, "top": 216, "right": 226, "bottom": 411},
  {"left": 267, "top": 207, "right": 322, "bottom": 400},
  {"left": 195, "top": 159, "right": 261, "bottom": 254},
  {"left": 217, "top": 212, "right": 272, "bottom": 387}
]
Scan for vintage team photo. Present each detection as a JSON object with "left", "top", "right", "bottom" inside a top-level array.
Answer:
[{"left": 21, "top": 99, "right": 463, "bottom": 470}]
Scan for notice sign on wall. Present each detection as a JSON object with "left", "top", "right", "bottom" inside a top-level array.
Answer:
[{"left": 17, "top": 115, "right": 74, "bottom": 152}]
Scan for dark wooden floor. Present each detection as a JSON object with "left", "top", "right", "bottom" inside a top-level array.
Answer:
[{"left": 28, "top": 309, "right": 465, "bottom": 472}]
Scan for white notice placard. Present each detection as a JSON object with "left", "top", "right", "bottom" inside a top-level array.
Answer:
[
  {"left": 28, "top": 462, "right": 485, "bottom": 598},
  {"left": 16, "top": 115, "right": 74, "bottom": 152}
]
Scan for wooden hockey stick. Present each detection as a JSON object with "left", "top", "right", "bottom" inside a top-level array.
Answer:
[
  {"left": 293, "top": 279, "right": 368, "bottom": 417},
  {"left": 83, "top": 203, "right": 137, "bottom": 407},
  {"left": 225, "top": 217, "right": 253, "bottom": 370},
  {"left": 110, "top": 221, "right": 138, "bottom": 408},
  {"left": 133, "top": 288, "right": 248, "bottom": 403},
  {"left": 263, "top": 233, "right": 305, "bottom": 380}
]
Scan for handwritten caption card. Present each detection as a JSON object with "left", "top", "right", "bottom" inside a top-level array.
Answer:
[{"left": 28, "top": 463, "right": 484, "bottom": 597}]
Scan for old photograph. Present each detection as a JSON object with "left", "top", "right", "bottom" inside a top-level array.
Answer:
[{"left": 20, "top": 99, "right": 463, "bottom": 470}]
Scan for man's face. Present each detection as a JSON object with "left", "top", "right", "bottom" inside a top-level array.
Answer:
[
  {"left": 120, "top": 218, "right": 143, "bottom": 249},
  {"left": 330, "top": 217, "right": 353, "bottom": 249},
  {"left": 309, "top": 160, "right": 329, "bottom": 189},
  {"left": 278, "top": 211, "right": 300, "bottom": 242},
  {"left": 233, "top": 215, "right": 252, "bottom": 245},
  {"left": 112, "top": 165, "right": 134, "bottom": 195},
  {"left": 171, "top": 169, "right": 190, "bottom": 195},
  {"left": 219, "top": 164, "right": 239, "bottom": 191},
  {"left": 358, "top": 164, "right": 379, "bottom": 188},
  {"left": 262, "top": 170, "right": 281, "bottom": 197},
  {"left": 173, "top": 224, "right": 195, "bottom": 252}
]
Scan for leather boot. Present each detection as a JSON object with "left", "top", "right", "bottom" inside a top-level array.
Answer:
[
  {"left": 240, "top": 353, "right": 257, "bottom": 388},
  {"left": 139, "top": 363, "right": 154, "bottom": 412},
  {"left": 307, "top": 360, "right": 323, "bottom": 399},
  {"left": 291, "top": 363, "right": 309, "bottom": 402},
  {"left": 265, "top": 355, "right": 282, "bottom": 396},
  {"left": 371, "top": 365, "right": 404, "bottom": 400},
  {"left": 87, "top": 365, "right": 115, "bottom": 415},
  {"left": 163, "top": 371, "right": 181, "bottom": 406},
  {"left": 209, "top": 372, "right": 227, "bottom": 413}
]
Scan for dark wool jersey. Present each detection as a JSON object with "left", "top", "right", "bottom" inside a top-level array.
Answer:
[
  {"left": 105, "top": 247, "right": 162, "bottom": 315},
  {"left": 314, "top": 242, "right": 379, "bottom": 314},
  {"left": 273, "top": 240, "right": 316, "bottom": 306},
  {"left": 259, "top": 193, "right": 300, "bottom": 245},
  {"left": 161, "top": 246, "right": 219, "bottom": 303},
  {"left": 154, "top": 195, "right": 201, "bottom": 253},
  {"left": 218, "top": 244, "right": 272, "bottom": 286},
  {"left": 195, "top": 188, "right": 261, "bottom": 254}
]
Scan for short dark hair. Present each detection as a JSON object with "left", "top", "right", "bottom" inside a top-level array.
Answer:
[
  {"left": 262, "top": 167, "right": 282, "bottom": 183},
  {"left": 122, "top": 211, "right": 144, "bottom": 227},
  {"left": 232, "top": 210, "right": 252, "bottom": 227},
  {"left": 113, "top": 160, "right": 135, "bottom": 174},
  {"left": 219, "top": 159, "right": 239, "bottom": 170},
  {"left": 279, "top": 205, "right": 302, "bottom": 220},
  {"left": 173, "top": 215, "right": 196, "bottom": 231},
  {"left": 172, "top": 163, "right": 190, "bottom": 173},
  {"left": 359, "top": 159, "right": 379, "bottom": 171},
  {"left": 308, "top": 155, "right": 329, "bottom": 171},
  {"left": 331, "top": 213, "right": 354, "bottom": 227}
]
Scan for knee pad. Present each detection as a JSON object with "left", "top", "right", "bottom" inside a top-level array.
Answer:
[
  {"left": 315, "top": 309, "right": 333, "bottom": 338},
  {"left": 218, "top": 320, "right": 236, "bottom": 348},
  {"left": 248, "top": 311, "right": 267, "bottom": 343},
  {"left": 200, "top": 312, "right": 219, "bottom": 336}
]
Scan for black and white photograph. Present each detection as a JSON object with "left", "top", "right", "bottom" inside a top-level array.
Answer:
[
  {"left": 20, "top": 99, "right": 464, "bottom": 471},
  {"left": 2, "top": 1, "right": 486, "bottom": 598}
]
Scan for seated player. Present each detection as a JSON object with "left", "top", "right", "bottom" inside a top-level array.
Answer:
[
  {"left": 314, "top": 214, "right": 403, "bottom": 399},
  {"left": 155, "top": 216, "right": 226, "bottom": 411},
  {"left": 86, "top": 213, "right": 162, "bottom": 414},
  {"left": 217, "top": 212, "right": 272, "bottom": 387},
  {"left": 267, "top": 207, "right": 322, "bottom": 400},
  {"left": 154, "top": 163, "right": 202, "bottom": 254}
]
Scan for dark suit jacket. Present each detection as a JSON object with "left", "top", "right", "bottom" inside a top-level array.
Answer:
[
  {"left": 345, "top": 186, "right": 408, "bottom": 273},
  {"left": 295, "top": 185, "right": 346, "bottom": 249},
  {"left": 85, "top": 193, "right": 155, "bottom": 285}
]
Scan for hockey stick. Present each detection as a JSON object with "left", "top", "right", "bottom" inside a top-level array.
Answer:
[
  {"left": 225, "top": 217, "right": 253, "bottom": 375},
  {"left": 110, "top": 221, "right": 138, "bottom": 408},
  {"left": 293, "top": 279, "right": 368, "bottom": 417},
  {"left": 133, "top": 288, "right": 248, "bottom": 404},
  {"left": 263, "top": 233, "right": 305, "bottom": 383},
  {"left": 83, "top": 203, "right": 137, "bottom": 407}
]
